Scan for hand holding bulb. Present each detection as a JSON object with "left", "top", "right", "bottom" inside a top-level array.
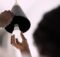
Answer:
[{"left": 11, "top": 32, "right": 31, "bottom": 56}]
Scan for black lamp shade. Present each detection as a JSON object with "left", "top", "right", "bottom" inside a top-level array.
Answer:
[
  {"left": 5, "top": 5, "right": 31, "bottom": 33},
  {"left": 5, "top": 16, "right": 30, "bottom": 33}
]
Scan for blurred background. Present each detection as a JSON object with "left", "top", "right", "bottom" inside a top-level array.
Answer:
[{"left": 0, "top": 0, "right": 60, "bottom": 57}]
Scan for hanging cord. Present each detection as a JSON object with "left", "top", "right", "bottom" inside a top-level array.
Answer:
[{"left": 15, "top": 0, "right": 18, "bottom": 5}]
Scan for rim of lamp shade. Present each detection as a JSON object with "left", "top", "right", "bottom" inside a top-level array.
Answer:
[{"left": 5, "top": 16, "right": 31, "bottom": 33}]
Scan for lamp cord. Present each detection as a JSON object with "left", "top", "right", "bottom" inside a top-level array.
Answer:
[{"left": 15, "top": 0, "right": 18, "bottom": 5}]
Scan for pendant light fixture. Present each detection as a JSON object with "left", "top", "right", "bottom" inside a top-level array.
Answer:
[{"left": 5, "top": 0, "right": 31, "bottom": 33}]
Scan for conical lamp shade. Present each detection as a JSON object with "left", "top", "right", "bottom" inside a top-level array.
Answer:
[
  {"left": 5, "top": 5, "right": 31, "bottom": 33},
  {"left": 11, "top": 5, "right": 26, "bottom": 17}
]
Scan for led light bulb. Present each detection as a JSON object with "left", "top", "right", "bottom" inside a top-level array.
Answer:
[{"left": 12, "top": 24, "right": 22, "bottom": 43}]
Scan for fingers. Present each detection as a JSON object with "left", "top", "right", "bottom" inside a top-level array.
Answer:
[
  {"left": 11, "top": 35, "right": 21, "bottom": 48},
  {"left": 1, "top": 10, "right": 14, "bottom": 17},
  {"left": 20, "top": 32, "right": 26, "bottom": 41},
  {"left": 6, "top": 10, "right": 14, "bottom": 16},
  {"left": 16, "top": 38, "right": 21, "bottom": 45},
  {"left": 11, "top": 35, "right": 16, "bottom": 46}
]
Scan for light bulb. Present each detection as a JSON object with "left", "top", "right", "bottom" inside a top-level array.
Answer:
[{"left": 12, "top": 24, "right": 22, "bottom": 43}]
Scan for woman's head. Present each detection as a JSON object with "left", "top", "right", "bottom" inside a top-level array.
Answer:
[{"left": 33, "top": 6, "right": 60, "bottom": 57}]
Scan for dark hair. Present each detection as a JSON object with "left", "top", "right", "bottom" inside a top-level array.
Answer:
[{"left": 33, "top": 6, "right": 60, "bottom": 57}]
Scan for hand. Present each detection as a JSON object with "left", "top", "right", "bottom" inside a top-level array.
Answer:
[
  {"left": 11, "top": 32, "right": 30, "bottom": 54},
  {"left": 0, "top": 10, "right": 14, "bottom": 27}
]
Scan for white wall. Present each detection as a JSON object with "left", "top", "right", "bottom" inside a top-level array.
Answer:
[{"left": 0, "top": 0, "right": 60, "bottom": 57}]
